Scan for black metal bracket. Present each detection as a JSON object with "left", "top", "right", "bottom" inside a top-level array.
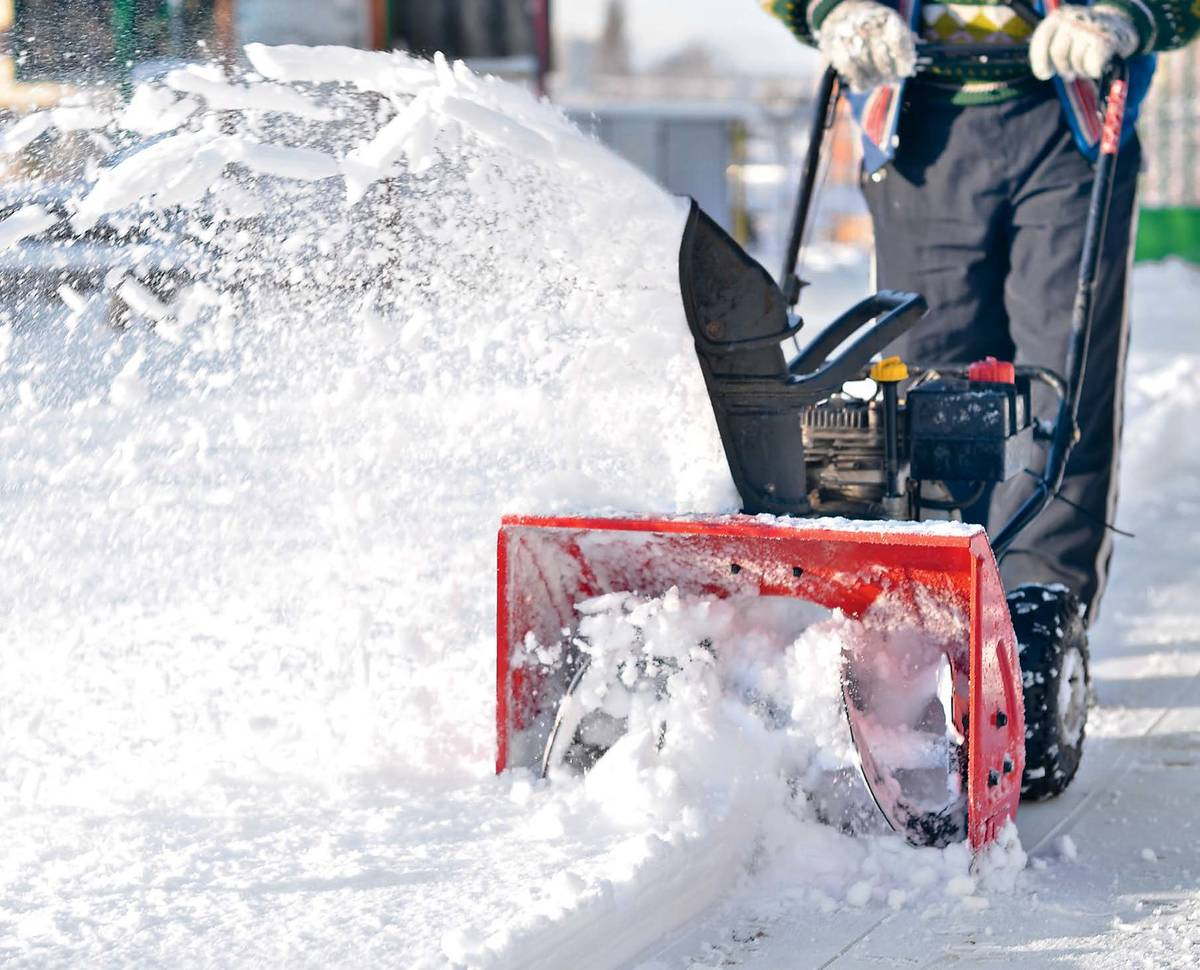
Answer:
[{"left": 692, "top": 315, "right": 806, "bottom": 355}]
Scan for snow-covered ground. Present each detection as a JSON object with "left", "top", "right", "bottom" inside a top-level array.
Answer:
[{"left": 1, "top": 47, "right": 1199, "bottom": 969}]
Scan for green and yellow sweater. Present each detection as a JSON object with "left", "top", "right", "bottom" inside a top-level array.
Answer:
[{"left": 766, "top": 0, "right": 1200, "bottom": 104}]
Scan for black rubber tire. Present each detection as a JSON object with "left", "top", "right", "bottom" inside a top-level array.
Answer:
[{"left": 1008, "top": 584, "right": 1090, "bottom": 801}]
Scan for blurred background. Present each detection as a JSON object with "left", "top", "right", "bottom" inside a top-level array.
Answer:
[{"left": 0, "top": 0, "right": 1196, "bottom": 272}]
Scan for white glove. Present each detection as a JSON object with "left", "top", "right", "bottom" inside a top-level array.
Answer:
[
  {"left": 1030, "top": 5, "right": 1141, "bottom": 81},
  {"left": 818, "top": 0, "right": 918, "bottom": 94}
]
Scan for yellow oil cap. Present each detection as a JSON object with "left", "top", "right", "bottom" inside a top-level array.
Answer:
[{"left": 870, "top": 356, "right": 909, "bottom": 383}]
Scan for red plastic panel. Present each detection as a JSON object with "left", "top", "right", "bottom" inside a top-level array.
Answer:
[
  {"left": 496, "top": 514, "right": 1024, "bottom": 850},
  {"left": 966, "top": 529, "right": 1027, "bottom": 848}
]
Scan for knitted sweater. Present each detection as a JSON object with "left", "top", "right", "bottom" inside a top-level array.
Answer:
[{"left": 766, "top": 0, "right": 1200, "bottom": 104}]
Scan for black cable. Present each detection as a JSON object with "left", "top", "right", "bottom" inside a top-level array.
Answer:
[
  {"left": 1021, "top": 469, "right": 1136, "bottom": 539},
  {"left": 917, "top": 480, "right": 987, "bottom": 511}
]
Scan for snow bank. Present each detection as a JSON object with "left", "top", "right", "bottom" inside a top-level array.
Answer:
[
  {"left": 1, "top": 45, "right": 736, "bottom": 811},
  {"left": 0, "top": 43, "right": 752, "bottom": 968}
]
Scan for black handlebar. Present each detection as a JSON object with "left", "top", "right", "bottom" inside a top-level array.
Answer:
[
  {"left": 779, "top": 65, "right": 840, "bottom": 308},
  {"left": 915, "top": 43, "right": 1032, "bottom": 68},
  {"left": 789, "top": 291, "right": 925, "bottom": 378},
  {"left": 785, "top": 292, "right": 928, "bottom": 395},
  {"left": 713, "top": 291, "right": 928, "bottom": 411}
]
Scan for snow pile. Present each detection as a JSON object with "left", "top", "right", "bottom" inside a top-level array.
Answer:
[
  {"left": 544, "top": 590, "right": 850, "bottom": 840},
  {"left": 1, "top": 44, "right": 736, "bottom": 816},
  {"left": 0, "top": 48, "right": 746, "bottom": 966}
]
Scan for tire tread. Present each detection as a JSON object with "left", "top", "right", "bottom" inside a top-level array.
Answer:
[{"left": 1008, "top": 584, "right": 1089, "bottom": 802}]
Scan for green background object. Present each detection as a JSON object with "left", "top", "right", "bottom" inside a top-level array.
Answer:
[{"left": 1136, "top": 207, "right": 1200, "bottom": 264}]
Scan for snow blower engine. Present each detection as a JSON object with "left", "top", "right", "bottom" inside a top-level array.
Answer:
[{"left": 497, "top": 46, "right": 1122, "bottom": 852}]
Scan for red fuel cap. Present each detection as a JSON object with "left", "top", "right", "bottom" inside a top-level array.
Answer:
[{"left": 969, "top": 357, "right": 1016, "bottom": 384}]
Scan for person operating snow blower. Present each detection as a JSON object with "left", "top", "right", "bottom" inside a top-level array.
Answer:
[{"left": 766, "top": 0, "right": 1199, "bottom": 624}]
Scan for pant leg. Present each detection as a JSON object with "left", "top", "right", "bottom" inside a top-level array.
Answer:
[
  {"left": 862, "top": 95, "right": 1012, "bottom": 365},
  {"left": 993, "top": 105, "right": 1141, "bottom": 624},
  {"left": 863, "top": 85, "right": 1139, "bottom": 624}
]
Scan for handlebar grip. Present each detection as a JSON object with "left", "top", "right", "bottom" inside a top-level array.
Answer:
[
  {"left": 788, "top": 290, "right": 926, "bottom": 380},
  {"left": 868, "top": 290, "right": 919, "bottom": 312},
  {"left": 710, "top": 291, "right": 929, "bottom": 411},
  {"left": 914, "top": 43, "right": 1032, "bottom": 69}
]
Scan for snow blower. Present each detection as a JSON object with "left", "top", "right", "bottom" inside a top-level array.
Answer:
[{"left": 497, "top": 47, "right": 1129, "bottom": 851}]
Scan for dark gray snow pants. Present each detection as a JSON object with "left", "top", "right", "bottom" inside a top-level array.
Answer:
[{"left": 864, "top": 81, "right": 1140, "bottom": 624}]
